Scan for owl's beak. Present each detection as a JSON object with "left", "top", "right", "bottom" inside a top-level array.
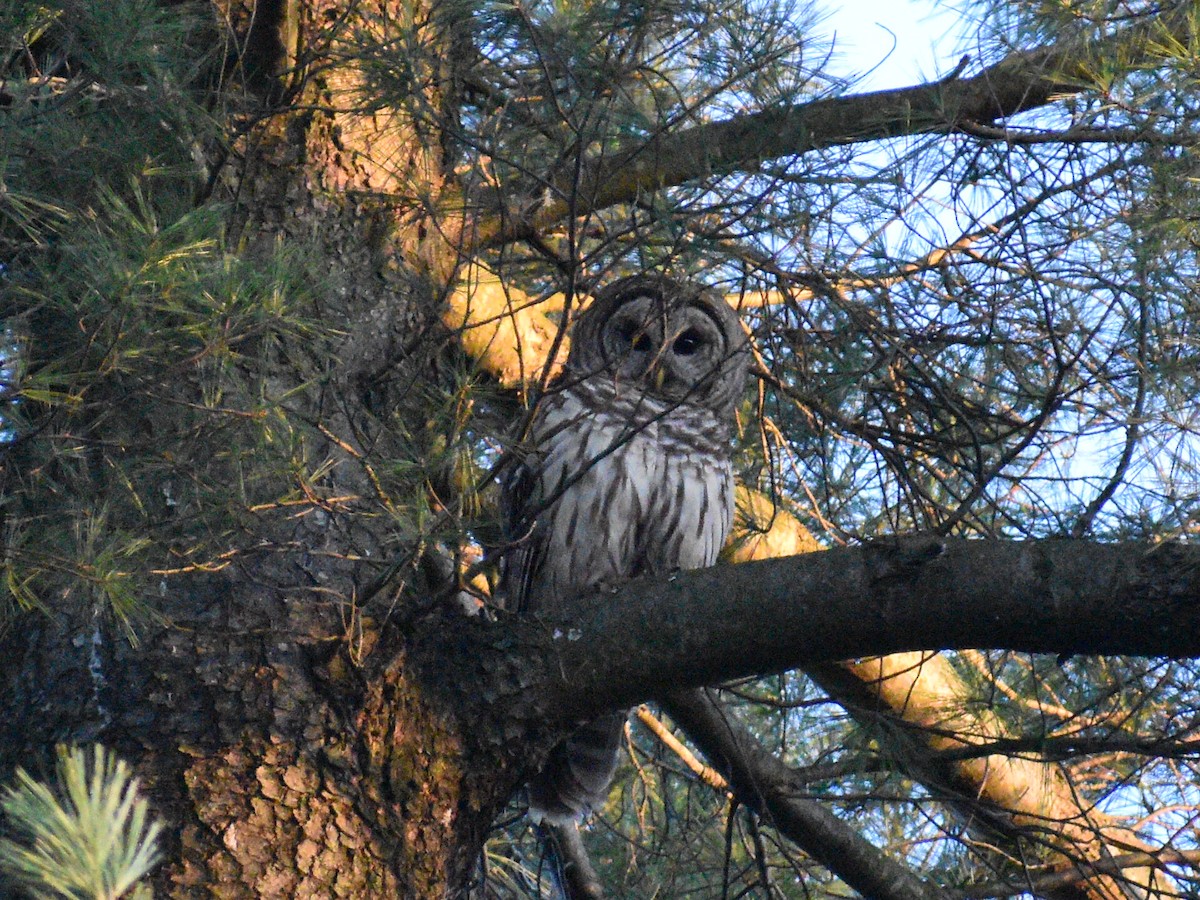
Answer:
[{"left": 652, "top": 364, "right": 667, "bottom": 392}]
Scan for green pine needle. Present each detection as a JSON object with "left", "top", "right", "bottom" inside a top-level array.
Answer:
[{"left": 0, "top": 745, "right": 162, "bottom": 900}]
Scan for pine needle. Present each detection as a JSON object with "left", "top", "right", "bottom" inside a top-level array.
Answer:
[{"left": 0, "top": 745, "right": 162, "bottom": 900}]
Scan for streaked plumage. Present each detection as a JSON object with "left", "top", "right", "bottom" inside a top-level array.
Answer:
[{"left": 502, "top": 274, "right": 748, "bottom": 824}]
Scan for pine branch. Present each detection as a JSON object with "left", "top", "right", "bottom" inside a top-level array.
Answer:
[
  {"left": 539, "top": 539, "right": 1200, "bottom": 716},
  {"left": 471, "top": 2, "right": 1195, "bottom": 248},
  {"left": 0, "top": 745, "right": 162, "bottom": 900},
  {"left": 661, "top": 688, "right": 948, "bottom": 900}
]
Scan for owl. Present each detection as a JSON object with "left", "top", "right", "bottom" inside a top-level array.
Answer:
[{"left": 502, "top": 273, "right": 748, "bottom": 824}]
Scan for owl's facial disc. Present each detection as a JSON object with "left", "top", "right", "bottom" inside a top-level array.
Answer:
[
  {"left": 603, "top": 296, "right": 664, "bottom": 380},
  {"left": 653, "top": 311, "right": 726, "bottom": 400},
  {"left": 601, "top": 294, "right": 730, "bottom": 402}
]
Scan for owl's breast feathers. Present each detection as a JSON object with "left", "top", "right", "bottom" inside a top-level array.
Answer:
[
  {"left": 503, "top": 378, "right": 735, "bottom": 614},
  {"left": 502, "top": 275, "right": 746, "bottom": 823}
]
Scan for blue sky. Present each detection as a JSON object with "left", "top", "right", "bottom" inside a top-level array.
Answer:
[{"left": 822, "top": 0, "right": 966, "bottom": 88}]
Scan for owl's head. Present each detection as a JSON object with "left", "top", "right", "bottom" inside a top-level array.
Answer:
[{"left": 566, "top": 275, "right": 749, "bottom": 418}]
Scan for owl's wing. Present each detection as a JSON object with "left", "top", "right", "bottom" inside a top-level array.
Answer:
[{"left": 498, "top": 454, "right": 543, "bottom": 613}]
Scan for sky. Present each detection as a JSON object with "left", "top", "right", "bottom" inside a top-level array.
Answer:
[
  {"left": 812, "top": 3, "right": 1180, "bottom": 527},
  {"left": 806, "top": 1, "right": 983, "bottom": 257},
  {"left": 820, "top": 0, "right": 968, "bottom": 89}
]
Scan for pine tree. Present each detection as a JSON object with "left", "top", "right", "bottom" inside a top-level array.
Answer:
[{"left": 3, "top": 0, "right": 1200, "bottom": 896}]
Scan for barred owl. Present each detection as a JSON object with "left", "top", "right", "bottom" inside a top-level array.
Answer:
[{"left": 502, "top": 274, "right": 748, "bottom": 824}]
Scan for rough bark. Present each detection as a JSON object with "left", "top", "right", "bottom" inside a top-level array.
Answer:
[
  {"left": 4, "top": 2, "right": 1197, "bottom": 897},
  {"left": 1, "top": 0, "right": 490, "bottom": 895},
  {"left": 541, "top": 539, "right": 1200, "bottom": 708},
  {"left": 153, "top": 0, "right": 488, "bottom": 889}
]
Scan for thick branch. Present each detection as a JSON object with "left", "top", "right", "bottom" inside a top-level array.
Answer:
[
  {"left": 538, "top": 538, "right": 1200, "bottom": 718},
  {"left": 958, "top": 848, "right": 1200, "bottom": 899},
  {"left": 473, "top": 3, "right": 1193, "bottom": 246},
  {"left": 505, "top": 535, "right": 1192, "bottom": 897},
  {"left": 415, "top": 538, "right": 1193, "bottom": 890},
  {"left": 802, "top": 657, "right": 1164, "bottom": 899}
]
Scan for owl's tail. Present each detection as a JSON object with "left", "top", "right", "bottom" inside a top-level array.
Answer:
[{"left": 528, "top": 711, "right": 627, "bottom": 825}]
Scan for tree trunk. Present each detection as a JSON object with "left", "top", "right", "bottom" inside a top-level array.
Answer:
[
  {"left": 4, "top": 2, "right": 1197, "bottom": 897},
  {"left": 0, "top": 1, "right": 516, "bottom": 895}
]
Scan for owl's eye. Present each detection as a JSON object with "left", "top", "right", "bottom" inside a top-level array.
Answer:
[
  {"left": 615, "top": 320, "right": 653, "bottom": 352},
  {"left": 673, "top": 328, "right": 705, "bottom": 356}
]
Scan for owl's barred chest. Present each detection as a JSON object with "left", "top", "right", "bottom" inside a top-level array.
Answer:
[
  {"left": 506, "top": 276, "right": 748, "bottom": 822},
  {"left": 526, "top": 389, "right": 734, "bottom": 604}
]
